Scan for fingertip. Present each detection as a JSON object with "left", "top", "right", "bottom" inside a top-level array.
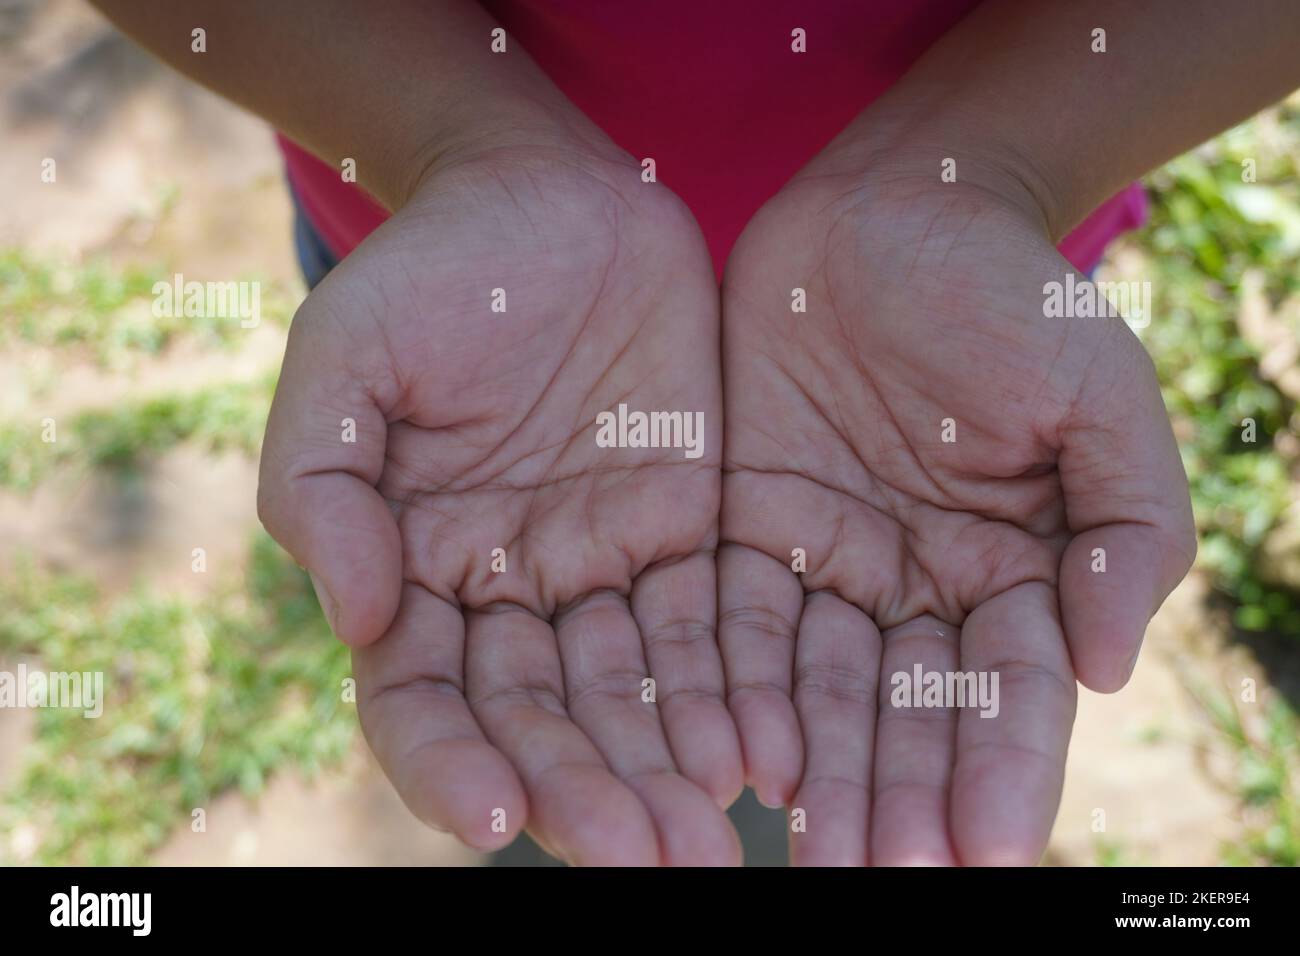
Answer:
[
  {"left": 311, "top": 495, "right": 403, "bottom": 647},
  {"left": 323, "top": 566, "right": 403, "bottom": 648},
  {"left": 460, "top": 800, "right": 527, "bottom": 853},
  {"left": 686, "top": 750, "right": 746, "bottom": 812},
  {"left": 788, "top": 779, "right": 869, "bottom": 867},
  {"left": 710, "top": 762, "right": 747, "bottom": 811},
  {"left": 1058, "top": 530, "right": 1155, "bottom": 694},
  {"left": 874, "top": 847, "right": 957, "bottom": 867},
  {"left": 952, "top": 828, "right": 1045, "bottom": 867},
  {"left": 728, "top": 690, "right": 802, "bottom": 808},
  {"left": 403, "top": 739, "right": 528, "bottom": 852},
  {"left": 950, "top": 771, "right": 1052, "bottom": 867},
  {"left": 1075, "top": 645, "right": 1141, "bottom": 694},
  {"left": 752, "top": 771, "right": 799, "bottom": 810},
  {"left": 636, "top": 774, "right": 743, "bottom": 867},
  {"left": 261, "top": 468, "right": 403, "bottom": 647},
  {"left": 457, "top": 772, "right": 529, "bottom": 854},
  {"left": 664, "top": 703, "right": 745, "bottom": 809},
  {"left": 672, "top": 809, "right": 742, "bottom": 867},
  {"left": 532, "top": 766, "right": 661, "bottom": 867}
]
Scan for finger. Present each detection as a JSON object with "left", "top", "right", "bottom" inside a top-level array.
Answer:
[
  {"left": 717, "top": 543, "right": 805, "bottom": 808},
  {"left": 257, "top": 307, "right": 402, "bottom": 646},
  {"left": 354, "top": 582, "right": 525, "bottom": 850},
  {"left": 950, "top": 581, "right": 1076, "bottom": 866},
  {"left": 870, "top": 614, "right": 961, "bottom": 867},
  {"left": 465, "top": 602, "right": 660, "bottom": 866},
  {"left": 631, "top": 552, "right": 744, "bottom": 808},
  {"left": 1057, "top": 325, "right": 1197, "bottom": 691},
  {"left": 787, "top": 591, "right": 880, "bottom": 867},
  {"left": 554, "top": 589, "right": 740, "bottom": 866}
]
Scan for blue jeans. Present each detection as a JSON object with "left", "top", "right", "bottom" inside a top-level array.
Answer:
[{"left": 288, "top": 180, "right": 339, "bottom": 290}]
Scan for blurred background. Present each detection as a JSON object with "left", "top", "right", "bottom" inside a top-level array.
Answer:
[{"left": 1, "top": 0, "right": 1297, "bottom": 867}]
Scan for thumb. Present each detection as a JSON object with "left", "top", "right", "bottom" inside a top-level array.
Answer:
[
  {"left": 257, "top": 307, "right": 402, "bottom": 647},
  {"left": 1055, "top": 322, "right": 1197, "bottom": 693}
]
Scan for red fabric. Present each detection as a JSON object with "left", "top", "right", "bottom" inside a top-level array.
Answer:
[{"left": 277, "top": 0, "right": 1146, "bottom": 274}]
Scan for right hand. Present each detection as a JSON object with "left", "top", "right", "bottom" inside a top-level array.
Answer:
[{"left": 257, "top": 144, "right": 742, "bottom": 865}]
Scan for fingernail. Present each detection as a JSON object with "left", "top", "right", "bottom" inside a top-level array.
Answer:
[{"left": 309, "top": 571, "right": 338, "bottom": 634}]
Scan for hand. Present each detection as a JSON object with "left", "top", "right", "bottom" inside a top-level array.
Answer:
[
  {"left": 258, "top": 144, "right": 743, "bottom": 865},
  {"left": 718, "top": 149, "right": 1196, "bottom": 865}
]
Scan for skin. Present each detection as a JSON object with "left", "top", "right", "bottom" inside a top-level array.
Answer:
[
  {"left": 257, "top": 146, "right": 743, "bottom": 864},
  {"left": 718, "top": 160, "right": 1195, "bottom": 865},
  {"left": 710, "top": 0, "right": 1299, "bottom": 866},
  {"left": 90, "top": 0, "right": 1300, "bottom": 864},
  {"left": 93, "top": 0, "right": 746, "bottom": 864}
]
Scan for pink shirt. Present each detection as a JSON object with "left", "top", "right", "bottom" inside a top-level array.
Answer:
[{"left": 279, "top": 0, "right": 1145, "bottom": 275}]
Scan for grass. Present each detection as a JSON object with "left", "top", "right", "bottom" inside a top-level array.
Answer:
[
  {"left": 0, "top": 245, "right": 321, "bottom": 865},
  {"left": 1179, "top": 675, "right": 1300, "bottom": 867},
  {"left": 0, "top": 248, "right": 291, "bottom": 368},
  {"left": 0, "top": 373, "right": 276, "bottom": 491},
  {"left": 1094, "top": 839, "right": 1146, "bottom": 867},
  {"left": 1112, "top": 96, "right": 1300, "bottom": 634},
  {"left": 1, "top": 103, "right": 1298, "bottom": 865},
  {"left": 1105, "top": 97, "right": 1300, "bottom": 864},
  {"left": 0, "top": 536, "right": 352, "bottom": 866}
]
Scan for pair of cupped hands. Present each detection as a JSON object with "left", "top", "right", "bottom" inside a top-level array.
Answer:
[{"left": 255, "top": 119, "right": 1195, "bottom": 866}]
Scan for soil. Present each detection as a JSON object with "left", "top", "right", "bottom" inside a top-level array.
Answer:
[{"left": 0, "top": 0, "right": 1262, "bottom": 867}]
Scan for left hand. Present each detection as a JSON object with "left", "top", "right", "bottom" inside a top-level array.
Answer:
[{"left": 718, "top": 147, "right": 1196, "bottom": 865}]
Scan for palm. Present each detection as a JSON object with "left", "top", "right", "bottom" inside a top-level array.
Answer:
[
  {"left": 719, "top": 175, "right": 1194, "bottom": 865},
  {"left": 260, "top": 153, "right": 741, "bottom": 864}
]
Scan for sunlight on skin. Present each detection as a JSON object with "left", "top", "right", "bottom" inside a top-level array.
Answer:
[
  {"left": 720, "top": 160, "right": 1195, "bottom": 867},
  {"left": 258, "top": 148, "right": 743, "bottom": 866}
]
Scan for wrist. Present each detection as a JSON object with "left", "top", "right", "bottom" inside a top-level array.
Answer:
[
  {"left": 399, "top": 103, "right": 632, "bottom": 210},
  {"left": 806, "top": 103, "right": 1069, "bottom": 244}
]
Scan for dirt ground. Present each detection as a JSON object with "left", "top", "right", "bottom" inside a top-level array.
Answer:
[{"left": 0, "top": 0, "right": 1262, "bottom": 866}]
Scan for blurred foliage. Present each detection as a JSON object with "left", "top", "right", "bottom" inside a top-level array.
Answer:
[
  {"left": 0, "top": 536, "right": 352, "bottom": 866},
  {"left": 0, "top": 246, "right": 313, "bottom": 864},
  {"left": 0, "top": 248, "right": 291, "bottom": 367},
  {"left": 0, "top": 374, "right": 275, "bottom": 490},
  {"left": 1093, "top": 839, "right": 1145, "bottom": 867},
  {"left": 1109, "top": 99, "right": 1300, "bottom": 866},
  {"left": 1113, "top": 98, "right": 1300, "bottom": 634},
  {"left": 1, "top": 101, "right": 1299, "bottom": 868},
  {"left": 1181, "top": 675, "right": 1300, "bottom": 867}
]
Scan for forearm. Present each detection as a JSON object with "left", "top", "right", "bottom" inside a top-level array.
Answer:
[
  {"left": 820, "top": 0, "right": 1300, "bottom": 239},
  {"left": 88, "top": 0, "right": 608, "bottom": 209}
]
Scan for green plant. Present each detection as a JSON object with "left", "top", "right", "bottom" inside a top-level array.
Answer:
[
  {"left": 1109, "top": 99, "right": 1300, "bottom": 633},
  {"left": 0, "top": 374, "right": 276, "bottom": 490},
  {"left": 0, "top": 248, "right": 291, "bottom": 367},
  {"left": 1179, "top": 675, "right": 1300, "bottom": 867},
  {"left": 0, "top": 535, "right": 354, "bottom": 866}
]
